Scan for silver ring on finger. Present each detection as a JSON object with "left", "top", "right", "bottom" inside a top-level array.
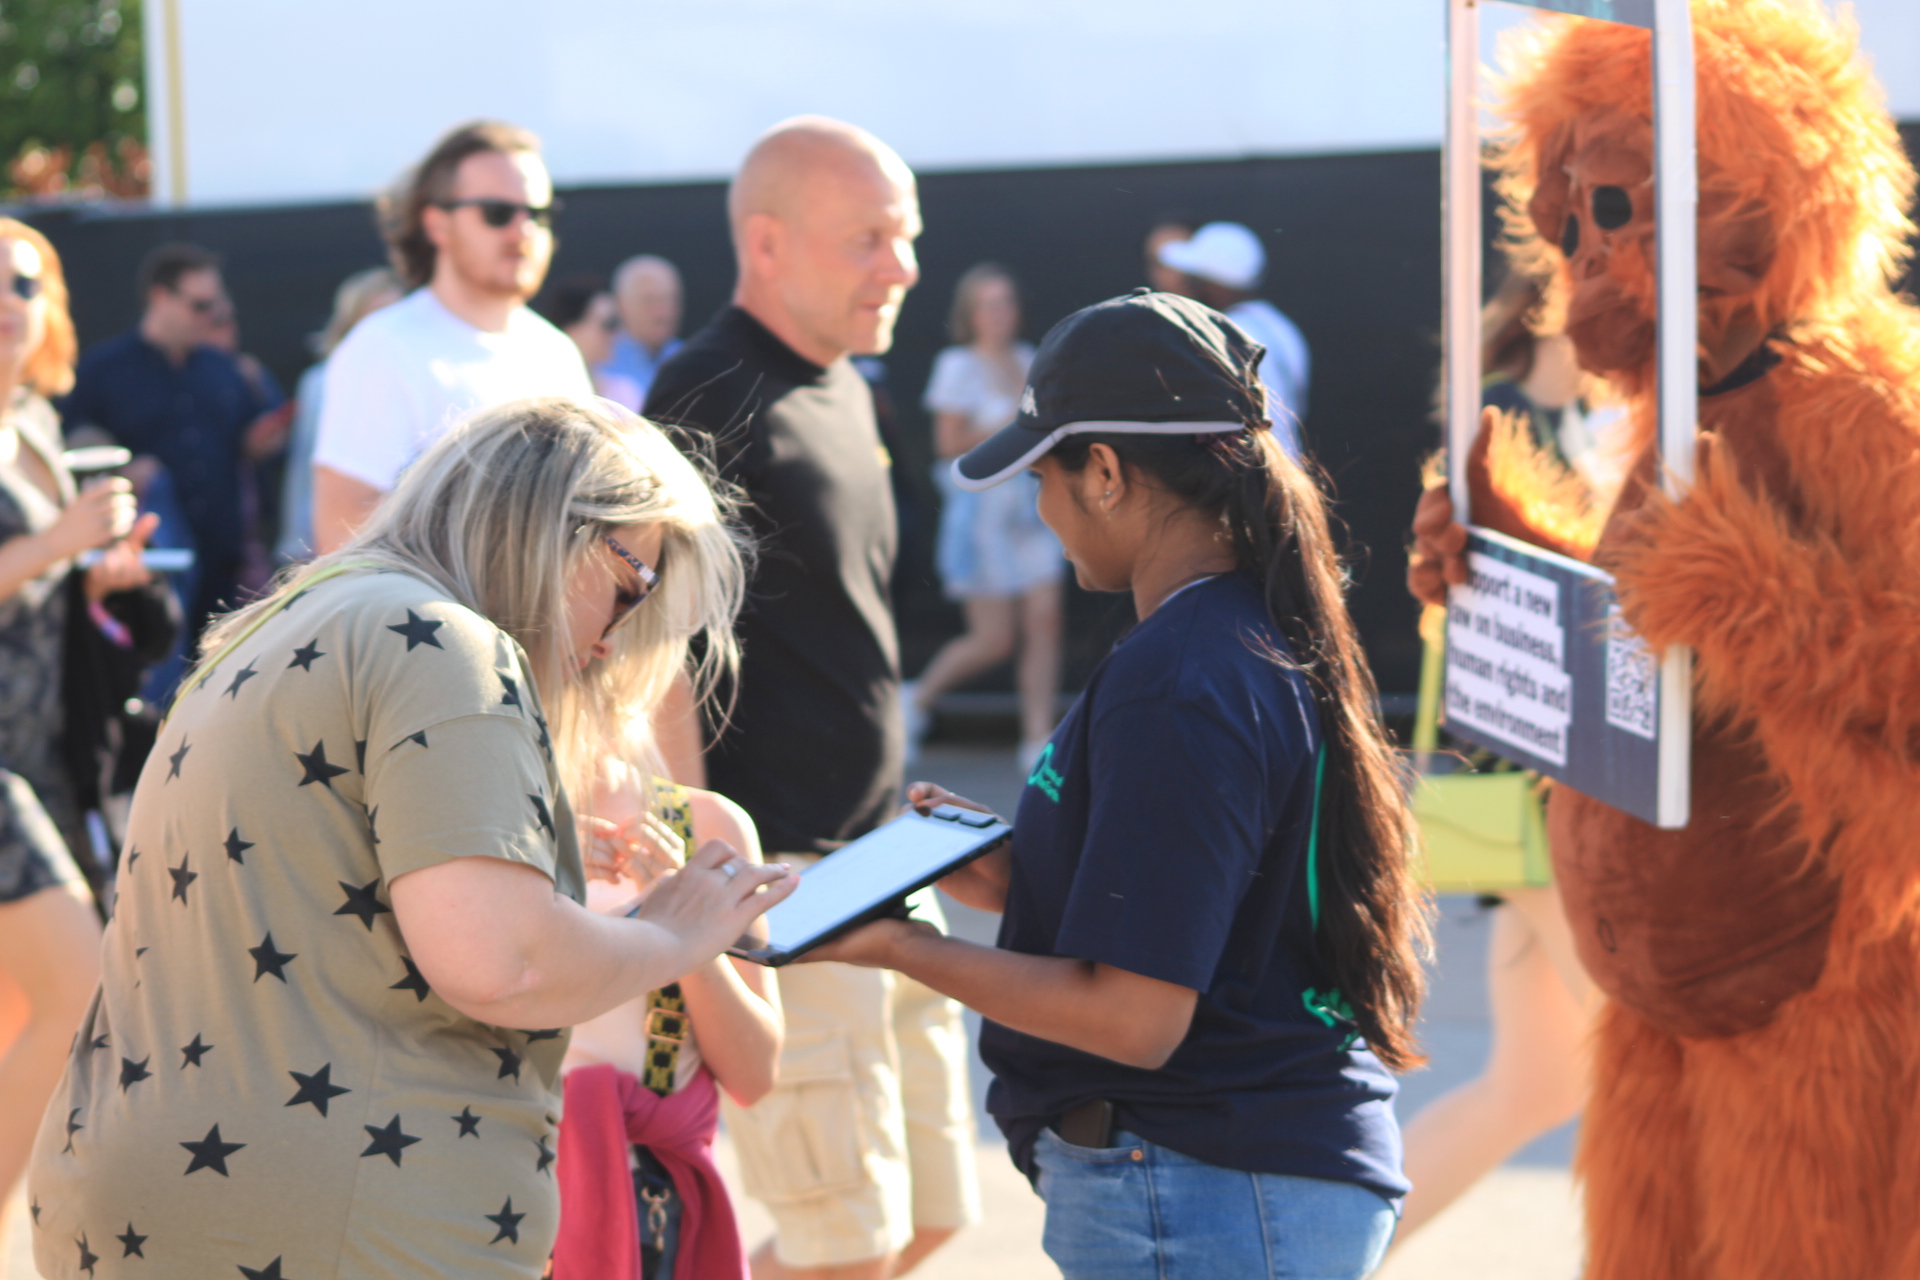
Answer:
[{"left": 720, "top": 861, "right": 739, "bottom": 881}]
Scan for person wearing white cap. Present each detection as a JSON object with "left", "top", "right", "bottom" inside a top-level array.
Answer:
[{"left": 1158, "top": 222, "right": 1310, "bottom": 458}]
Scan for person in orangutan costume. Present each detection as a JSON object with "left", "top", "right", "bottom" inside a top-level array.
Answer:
[{"left": 1407, "top": 2, "right": 1920, "bottom": 1275}]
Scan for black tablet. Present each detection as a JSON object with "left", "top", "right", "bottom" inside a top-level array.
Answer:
[{"left": 729, "top": 804, "right": 1011, "bottom": 967}]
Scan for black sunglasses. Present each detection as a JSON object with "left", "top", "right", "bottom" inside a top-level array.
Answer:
[
  {"left": 437, "top": 198, "right": 561, "bottom": 229},
  {"left": 9, "top": 274, "right": 41, "bottom": 302},
  {"left": 173, "top": 291, "right": 224, "bottom": 315},
  {"left": 601, "top": 534, "right": 662, "bottom": 638}
]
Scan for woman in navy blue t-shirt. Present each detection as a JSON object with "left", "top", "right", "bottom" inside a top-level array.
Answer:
[{"left": 801, "top": 291, "right": 1429, "bottom": 1279}]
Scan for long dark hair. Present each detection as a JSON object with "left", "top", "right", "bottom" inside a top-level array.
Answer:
[{"left": 1052, "top": 424, "right": 1430, "bottom": 1070}]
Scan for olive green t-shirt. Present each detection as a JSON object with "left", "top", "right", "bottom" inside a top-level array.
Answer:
[{"left": 30, "top": 568, "right": 585, "bottom": 1280}]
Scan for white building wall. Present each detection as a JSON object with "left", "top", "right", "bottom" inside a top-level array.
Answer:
[{"left": 151, "top": 0, "right": 1920, "bottom": 208}]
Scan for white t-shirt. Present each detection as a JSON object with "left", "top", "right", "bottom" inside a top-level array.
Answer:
[
  {"left": 1227, "top": 299, "right": 1311, "bottom": 458},
  {"left": 923, "top": 342, "right": 1035, "bottom": 435},
  {"left": 313, "top": 287, "right": 594, "bottom": 491}
]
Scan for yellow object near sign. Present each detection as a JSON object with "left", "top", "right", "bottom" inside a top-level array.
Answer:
[
  {"left": 1411, "top": 602, "right": 1552, "bottom": 895},
  {"left": 1413, "top": 771, "right": 1550, "bottom": 895}
]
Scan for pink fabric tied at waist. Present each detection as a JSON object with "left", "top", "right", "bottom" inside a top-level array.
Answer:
[{"left": 552, "top": 1062, "right": 746, "bottom": 1280}]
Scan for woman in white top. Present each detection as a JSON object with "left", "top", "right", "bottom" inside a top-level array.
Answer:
[
  {"left": 558, "top": 742, "right": 780, "bottom": 1280},
  {"left": 907, "top": 265, "right": 1063, "bottom": 769}
]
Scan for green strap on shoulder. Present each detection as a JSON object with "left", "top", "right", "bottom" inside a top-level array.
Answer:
[{"left": 1304, "top": 743, "right": 1328, "bottom": 933}]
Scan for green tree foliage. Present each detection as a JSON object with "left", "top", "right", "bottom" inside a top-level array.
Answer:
[{"left": 0, "top": 0, "right": 146, "bottom": 197}]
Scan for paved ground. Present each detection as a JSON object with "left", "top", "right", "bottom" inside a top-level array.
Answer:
[{"left": 4, "top": 744, "right": 1584, "bottom": 1278}]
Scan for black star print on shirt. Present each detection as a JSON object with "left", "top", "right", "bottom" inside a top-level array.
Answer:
[
  {"left": 295, "top": 741, "right": 351, "bottom": 789},
  {"left": 223, "top": 660, "right": 260, "bottom": 699},
  {"left": 535, "top": 1135, "right": 555, "bottom": 1176},
  {"left": 524, "top": 1028, "right": 563, "bottom": 1042},
  {"left": 239, "top": 1256, "right": 289, "bottom": 1279},
  {"left": 388, "top": 609, "right": 444, "bottom": 651},
  {"left": 452, "top": 1106, "right": 481, "bottom": 1138},
  {"left": 181, "top": 1033, "right": 213, "bottom": 1068},
  {"left": 285, "top": 1063, "right": 352, "bottom": 1116},
  {"left": 288, "top": 638, "right": 325, "bottom": 671},
  {"left": 119, "top": 1055, "right": 152, "bottom": 1091},
  {"left": 124, "top": 845, "right": 141, "bottom": 869},
  {"left": 29, "top": 1198, "right": 39, "bottom": 1224},
  {"left": 366, "top": 805, "right": 381, "bottom": 845},
  {"left": 492, "top": 1046, "right": 523, "bottom": 1081},
  {"left": 89, "top": 1032, "right": 109, "bottom": 1051},
  {"left": 62, "top": 1107, "right": 81, "bottom": 1152},
  {"left": 393, "top": 730, "right": 428, "bottom": 751},
  {"left": 499, "top": 674, "right": 520, "bottom": 707},
  {"left": 180, "top": 1123, "right": 244, "bottom": 1175},
  {"left": 76, "top": 1233, "right": 98, "bottom": 1275},
  {"left": 334, "top": 882, "right": 389, "bottom": 932},
  {"left": 169, "top": 854, "right": 198, "bottom": 904},
  {"left": 361, "top": 1114, "right": 421, "bottom": 1166},
  {"left": 224, "top": 828, "right": 255, "bottom": 865},
  {"left": 355, "top": 739, "right": 368, "bottom": 772},
  {"left": 529, "top": 794, "right": 554, "bottom": 838},
  {"left": 116, "top": 1224, "right": 146, "bottom": 1258},
  {"left": 334, "top": 879, "right": 392, "bottom": 931},
  {"left": 486, "top": 1197, "right": 526, "bottom": 1245},
  {"left": 248, "top": 933, "right": 297, "bottom": 983},
  {"left": 166, "top": 736, "right": 190, "bottom": 781},
  {"left": 389, "top": 955, "right": 430, "bottom": 1001},
  {"left": 533, "top": 712, "right": 552, "bottom": 758}
]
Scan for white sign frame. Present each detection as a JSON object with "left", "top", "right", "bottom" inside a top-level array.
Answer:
[{"left": 1443, "top": 0, "right": 1693, "bottom": 828}]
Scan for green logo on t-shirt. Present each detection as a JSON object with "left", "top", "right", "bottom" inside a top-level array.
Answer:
[
  {"left": 1026, "top": 742, "right": 1064, "bottom": 803},
  {"left": 1302, "top": 986, "right": 1360, "bottom": 1052}
]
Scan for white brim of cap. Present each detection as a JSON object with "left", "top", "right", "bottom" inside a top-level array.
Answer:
[
  {"left": 1156, "top": 239, "right": 1259, "bottom": 290},
  {"left": 951, "top": 419, "right": 1245, "bottom": 491}
]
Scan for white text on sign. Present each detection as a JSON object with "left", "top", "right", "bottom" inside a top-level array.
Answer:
[{"left": 1445, "top": 553, "right": 1571, "bottom": 765}]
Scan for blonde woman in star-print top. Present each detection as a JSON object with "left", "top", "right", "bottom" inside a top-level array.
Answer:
[{"left": 26, "top": 397, "right": 795, "bottom": 1280}]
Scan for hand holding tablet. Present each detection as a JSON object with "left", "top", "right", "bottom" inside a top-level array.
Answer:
[{"left": 729, "top": 803, "right": 1012, "bottom": 966}]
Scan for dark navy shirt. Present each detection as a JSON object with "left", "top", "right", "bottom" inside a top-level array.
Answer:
[
  {"left": 980, "top": 573, "right": 1407, "bottom": 1205},
  {"left": 61, "top": 331, "right": 277, "bottom": 572}
]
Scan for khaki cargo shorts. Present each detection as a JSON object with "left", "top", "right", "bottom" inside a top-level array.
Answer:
[{"left": 722, "top": 883, "right": 982, "bottom": 1268}]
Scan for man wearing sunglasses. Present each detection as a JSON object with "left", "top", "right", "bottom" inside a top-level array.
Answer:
[
  {"left": 62, "top": 242, "right": 288, "bottom": 638},
  {"left": 310, "top": 119, "right": 591, "bottom": 554}
]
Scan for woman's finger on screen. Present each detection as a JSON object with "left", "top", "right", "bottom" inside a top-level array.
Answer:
[{"left": 730, "top": 863, "right": 797, "bottom": 912}]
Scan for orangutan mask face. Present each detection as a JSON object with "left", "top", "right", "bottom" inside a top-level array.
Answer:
[
  {"left": 1528, "top": 106, "right": 1779, "bottom": 385},
  {"left": 1529, "top": 109, "right": 1658, "bottom": 377}
]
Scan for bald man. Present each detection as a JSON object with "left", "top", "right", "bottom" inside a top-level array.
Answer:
[
  {"left": 645, "top": 118, "right": 978, "bottom": 1280},
  {"left": 603, "top": 254, "right": 683, "bottom": 398}
]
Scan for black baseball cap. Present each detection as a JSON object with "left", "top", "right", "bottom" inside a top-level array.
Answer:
[{"left": 953, "top": 288, "right": 1269, "bottom": 490}]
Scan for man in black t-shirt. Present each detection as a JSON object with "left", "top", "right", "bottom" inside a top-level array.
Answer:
[
  {"left": 645, "top": 116, "right": 978, "bottom": 1280},
  {"left": 646, "top": 305, "right": 899, "bottom": 852}
]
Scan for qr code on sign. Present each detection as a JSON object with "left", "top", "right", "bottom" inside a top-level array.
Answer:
[{"left": 1605, "top": 605, "right": 1657, "bottom": 740}]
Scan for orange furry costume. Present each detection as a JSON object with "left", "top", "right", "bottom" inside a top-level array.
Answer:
[{"left": 1413, "top": 3, "right": 1920, "bottom": 1275}]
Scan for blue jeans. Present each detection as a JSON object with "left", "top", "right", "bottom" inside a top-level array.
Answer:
[{"left": 1033, "top": 1128, "right": 1397, "bottom": 1279}]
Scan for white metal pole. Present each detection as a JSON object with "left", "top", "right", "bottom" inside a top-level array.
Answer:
[
  {"left": 1444, "top": 0, "right": 1482, "bottom": 519},
  {"left": 142, "top": 0, "right": 189, "bottom": 207},
  {"left": 1652, "top": 0, "right": 1694, "bottom": 828}
]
